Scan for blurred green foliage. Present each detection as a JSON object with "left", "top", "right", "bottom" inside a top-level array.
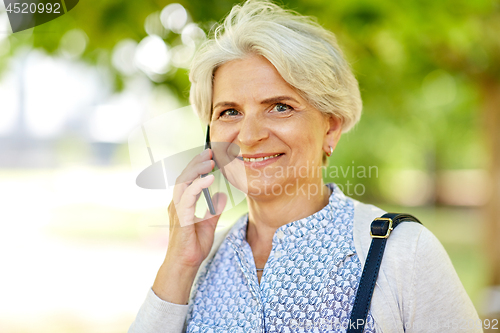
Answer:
[
  {"left": 2, "top": 1, "right": 497, "bottom": 314},
  {"left": 4, "top": 0, "right": 499, "bottom": 201}
]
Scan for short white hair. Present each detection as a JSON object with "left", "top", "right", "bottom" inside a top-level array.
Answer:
[{"left": 189, "top": 0, "right": 362, "bottom": 133}]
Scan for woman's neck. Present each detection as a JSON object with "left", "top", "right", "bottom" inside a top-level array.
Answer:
[{"left": 246, "top": 180, "right": 331, "bottom": 260}]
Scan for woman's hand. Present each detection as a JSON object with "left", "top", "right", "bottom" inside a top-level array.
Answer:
[
  {"left": 152, "top": 148, "right": 227, "bottom": 304},
  {"left": 166, "top": 148, "right": 228, "bottom": 267}
]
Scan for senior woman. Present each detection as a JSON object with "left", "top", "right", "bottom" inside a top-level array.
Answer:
[{"left": 129, "top": 1, "right": 481, "bottom": 332}]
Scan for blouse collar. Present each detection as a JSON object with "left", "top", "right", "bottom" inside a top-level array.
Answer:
[{"left": 227, "top": 183, "right": 351, "bottom": 245}]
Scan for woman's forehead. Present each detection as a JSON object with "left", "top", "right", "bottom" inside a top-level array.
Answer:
[{"left": 212, "top": 55, "right": 301, "bottom": 106}]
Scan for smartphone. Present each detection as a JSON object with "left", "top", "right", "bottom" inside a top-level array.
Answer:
[{"left": 201, "top": 125, "right": 216, "bottom": 215}]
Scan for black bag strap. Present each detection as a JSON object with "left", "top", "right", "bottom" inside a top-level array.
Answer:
[{"left": 347, "top": 213, "right": 422, "bottom": 333}]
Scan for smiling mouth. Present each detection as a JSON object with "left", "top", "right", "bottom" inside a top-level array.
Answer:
[{"left": 237, "top": 153, "right": 283, "bottom": 162}]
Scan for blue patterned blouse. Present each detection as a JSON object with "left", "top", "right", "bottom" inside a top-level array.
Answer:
[{"left": 186, "top": 183, "right": 376, "bottom": 332}]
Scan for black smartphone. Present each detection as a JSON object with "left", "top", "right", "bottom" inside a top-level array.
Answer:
[{"left": 201, "top": 125, "right": 216, "bottom": 215}]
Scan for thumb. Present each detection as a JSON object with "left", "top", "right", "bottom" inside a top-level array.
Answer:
[
  {"left": 195, "top": 193, "right": 228, "bottom": 238},
  {"left": 211, "top": 192, "right": 227, "bottom": 216},
  {"left": 196, "top": 192, "right": 228, "bottom": 226}
]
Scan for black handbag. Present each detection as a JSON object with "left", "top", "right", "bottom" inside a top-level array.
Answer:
[{"left": 347, "top": 213, "right": 422, "bottom": 333}]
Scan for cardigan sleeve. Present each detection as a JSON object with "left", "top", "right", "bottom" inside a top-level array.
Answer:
[
  {"left": 351, "top": 199, "right": 482, "bottom": 332},
  {"left": 405, "top": 227, "right": 483, "bottom": 333},
  {"left": 128, "top": 288, "right": 188, "bottom": 333},
  {"left": 127, "top": 224, "right": 235, "bottom": 333}
]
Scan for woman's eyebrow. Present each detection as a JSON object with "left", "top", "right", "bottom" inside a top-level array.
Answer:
[
  {"left": 213, "top": 101, "right": 238, "bottom": 110},
  {"left": 213, "top": 96, "right": 299, "bottom": 110},
  {"left": 260, "top": 96, "right": 299, "bottom": 105}
]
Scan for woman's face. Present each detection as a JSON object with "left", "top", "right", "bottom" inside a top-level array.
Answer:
[{"left": 210, "top": 54, "right": 341, "bottom": 197}]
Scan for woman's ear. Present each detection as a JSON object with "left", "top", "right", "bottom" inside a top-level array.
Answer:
[{"left": 324, "top": 115, "right": 342, "bottom": 153}]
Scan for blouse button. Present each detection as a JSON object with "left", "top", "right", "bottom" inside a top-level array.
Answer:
[
  {"left": 274, "top": 251, "right": 282, "bottom": 259},
  {"left": 276, "top": 230, "right": 285, "bottom": 240}
]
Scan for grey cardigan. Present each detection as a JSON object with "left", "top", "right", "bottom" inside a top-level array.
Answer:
[{"left": 129, "top": 199, "right": 482, "bottom": 333}]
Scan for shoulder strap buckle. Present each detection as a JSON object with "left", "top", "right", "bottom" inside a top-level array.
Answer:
[
  {"left": 370, "top": 217, "right": 393, "bottom": 238},
  {"left": 347, "top": 212, "right": 422, "bottom": 333}
]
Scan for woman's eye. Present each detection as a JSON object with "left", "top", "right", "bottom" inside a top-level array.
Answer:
[
  {"left": 273, "top": 103, "right": 294, "bottom": 113},
  {"left": 219, "top": 109, "right": 240, "bottom": 118}
]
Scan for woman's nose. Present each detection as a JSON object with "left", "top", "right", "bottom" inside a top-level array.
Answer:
[{"left": 237, "top": 113, "right": 269, "bottom": 148}]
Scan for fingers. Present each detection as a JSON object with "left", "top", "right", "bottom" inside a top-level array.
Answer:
[
  {"left": 212, "top": 192, "right": 228, "bottom": 216},
  {"left": 181, "top": 174, "right": 215, "bottom": 210},
  {"left": 198, "top": 192, "right": 228, "bottom": 221},
  {"left": 195, "top": 192, "right": 228, "bottom": 233},
  {"left": 176, "top": 149, "right": 213, "bottom": 185},
  {"left": 174, "top": 174, "right": 215, "bottom": 227},
  {"left": 172, "top": 149, "right": 214, "bottom": 205}
]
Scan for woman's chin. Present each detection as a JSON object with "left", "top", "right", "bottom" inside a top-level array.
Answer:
[{"left": 245, "top": 178, "right": 295, "bottom": 199}]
